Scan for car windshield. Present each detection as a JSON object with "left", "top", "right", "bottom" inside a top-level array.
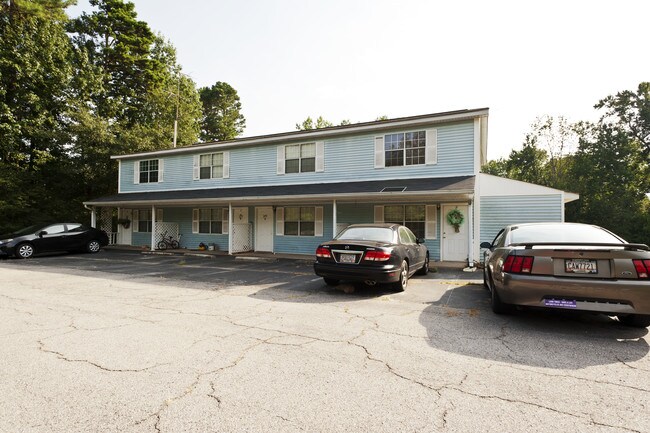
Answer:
[
  {"left": 509, "top": 224, "right": 624, "bottom": 245},
  {"left": 337, "top": 227, "right": 394, "bottom": 243},
  {"left": 10, "top": 225, "right": 43, "bottom": 236}
]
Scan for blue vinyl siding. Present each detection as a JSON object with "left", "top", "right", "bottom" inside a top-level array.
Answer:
[
  {"left": 480, "top": 195, "right": 563, "bottom": 245},
  {"left": 119, "top": 121, "right": 476, "bottom": 193}
]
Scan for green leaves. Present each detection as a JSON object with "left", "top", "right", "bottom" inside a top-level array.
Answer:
[{"left": 199, "top": 82, "right": 246, "bottom": 142}]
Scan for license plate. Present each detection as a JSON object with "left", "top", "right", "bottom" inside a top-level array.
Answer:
[
  {"left": 565, "top": 259, "right": 597, "bottom": 274},
  {"left": 544, "top": 299, "right": 577, "bottom": 309},
  {"left": 339, "top": 254, "right": 357, "bottom": 264}
]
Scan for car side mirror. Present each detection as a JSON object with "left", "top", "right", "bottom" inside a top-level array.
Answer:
[
  {"left": 416, "top": 238, "right": 425, "bottom": 245},
  {"left": 480, "top": 241, "right": 492, "bottom": 249},
  {"left": 38, "top": 231, "right": 48, "bottom": 238}
]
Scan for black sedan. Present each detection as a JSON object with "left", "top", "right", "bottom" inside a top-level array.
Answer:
[
  {"left": 314, "top": 223, "right": 429, "bottom": 291},
  {"left": 0, "top": 223, "right": 109, "bottom": 259},
  {"left": 481, "top": 222, "right": 650, "bottom": 327}
]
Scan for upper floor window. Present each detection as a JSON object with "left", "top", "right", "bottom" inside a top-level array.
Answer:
[
  {"left": 374, "top": 129, "right": 437, "bottom": 169},
  {"left": 201, "top": 153, "right": 223, "bottom": 179},
  {"left": 139, "top": 160, "right": 159, "bottom": 183},
  {"left": 134, "top": 159, "right": 163, "bottom": 184},
  {"left": 193, "top": 151, "right": 229, "bottom": 180},
  {"left": 277, "top": 142, "right": 324, "bottom": 175},
  {"left": 286, "top": 143, "right": 315, "bottom": 173}
]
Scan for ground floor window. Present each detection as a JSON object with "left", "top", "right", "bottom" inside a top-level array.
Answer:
[
  {"left": 199, "top": 208, "right": 223, "bottom": 234},
  {"left": 284, "top": 207, "right": 315, "bottom": 236},
  {"left": 138, "top": 209, "right": 152, "bottom": 233},
  {"left": 384, "top": 205, "right": 425, "bottom": 239}
]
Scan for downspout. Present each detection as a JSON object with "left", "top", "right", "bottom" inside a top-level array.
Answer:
[
  {"left": 467, "top": 198, "right": 474, "bottom": 267},
  {"left": 84, "top": 204, "right": 96, "bottom": 228},
  {"left": 332, "top": 200, "right": 337, "bottom": 238},
  {"left": 151, "top": 204, "right": 156, "bottom": 251}
]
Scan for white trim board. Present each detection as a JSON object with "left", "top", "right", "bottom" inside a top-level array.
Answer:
[{"left": 478, "top": 173, "right": 579, "bottom": 203}]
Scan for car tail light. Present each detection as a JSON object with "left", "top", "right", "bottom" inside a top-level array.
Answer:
[
  {"left": 316, "top": 247, "right": 331, "bottom": 258},
  {"left": 633, "top": 259, "right": 650, "bottom": 278},
  {"left": 503, "top": 255, "right": 534, "bottom": 274},
  {"left": 363, "top": 250, "right": 391, "bottom": 262}
]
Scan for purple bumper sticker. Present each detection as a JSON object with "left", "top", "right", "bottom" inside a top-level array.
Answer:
[{"left": 544, "top": 299, "right": 577, "bottom": 309}]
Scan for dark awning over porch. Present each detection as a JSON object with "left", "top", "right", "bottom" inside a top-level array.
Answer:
[{"left": 84, "top": 176, "right": 475, "bottom": 207}]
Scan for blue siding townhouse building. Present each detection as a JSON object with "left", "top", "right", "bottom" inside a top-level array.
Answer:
[{"left": 84, "top": 108, "right": 578, "bottom": 265}]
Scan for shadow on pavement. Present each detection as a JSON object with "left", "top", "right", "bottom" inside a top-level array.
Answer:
[{"left": 420, "top": 283, "right": 649, "bottom": 369}]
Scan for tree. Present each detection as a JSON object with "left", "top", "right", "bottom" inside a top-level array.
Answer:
[{"left": 198, "top": 81, "right": 245, "bottom": 141}]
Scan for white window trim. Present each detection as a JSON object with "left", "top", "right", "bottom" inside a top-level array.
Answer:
[
  {"left": 276, "top": 206, "right": 323, "bottom": 237},
  {"left": 194, "top": 151, "right": 229, "bottom": 180},
  {"left": 375, "top": 129, "right": 437, "bottom": 168},
  {"left": 277, "top": 142, "right": 324, "bottom": 175},
  {"left": 134, "top": 159, "right": 163, "bottom": 184},
  {"left": 374, "top": 204, "right": 437, "bottom": 239},
  {"left": 192, "top": 207, "right": 227, "bottom": 234}
]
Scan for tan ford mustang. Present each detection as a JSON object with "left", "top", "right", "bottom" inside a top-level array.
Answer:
[{"left": 481, "top": 222, "right": 650, "bottom": 328}]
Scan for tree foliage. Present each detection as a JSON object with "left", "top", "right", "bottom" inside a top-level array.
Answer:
[{"left": 199, "top": 81, "right": 245, "bottom": 141}]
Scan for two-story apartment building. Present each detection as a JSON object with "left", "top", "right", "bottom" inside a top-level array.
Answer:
[{"left": 84, "top": 108, "right": 578, "bottom": 264}]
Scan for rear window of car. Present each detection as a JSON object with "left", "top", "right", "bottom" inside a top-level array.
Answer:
[
  {"left": 509, "top": 224, "right": 624, "bottom": 244},
  {"left": 336, "top": 227, "right": 394, "bottom": 243}
]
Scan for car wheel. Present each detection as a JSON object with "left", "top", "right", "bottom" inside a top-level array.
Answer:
[
  {"left": 618, "top": 314, "right": 650, "bottom": 328},
  {"left": 392, "top": 260, "right": 408, "bottom": 292},
  {"left": 157, "top": 241, "right": 167, "bottom": 250},
  {"left": 170, "top": 240, "right": 180, "bottom": 249},
  {"left": 490, "top": 284, "right": 512, "bottom": 314},
  {"left": 417, "top": 254, "right": 429, "bottom": 275},
  {"left": 86, "top": 240, "right": 101, "bottom": 253},
  {"left": 15, "top": 243, "right": 35, "bottom": 259},
  {"left": 323, "top": 278, "right": 339, "bottom": 286}
]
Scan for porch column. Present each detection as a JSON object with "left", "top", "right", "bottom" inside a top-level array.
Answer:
[
  {"left": 467, "top": 201, "right": 474, "bottom": 266},
  {"left": 228, "top": 203, "right": 233, "bottom": 255},
  {"left": 332, "top": 200, "right": 337, "bottom": 238},
  {"left": 151, "top": 204, "right": 156, "bottom": 251},
  {"left": 90, "top": 207, "right": 96, "bottom": 228}
]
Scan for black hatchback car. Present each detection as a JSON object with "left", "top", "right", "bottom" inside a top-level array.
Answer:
[
  {"left": 314, "top": 223, "right": 429, "bottom": 291},
  {"left": 0, "top": 223, "right": 109, "bottom": 259}
]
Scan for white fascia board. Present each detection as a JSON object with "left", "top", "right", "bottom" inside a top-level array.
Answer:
[
  {"left": 478, "top": 173, "right": 579, "bottom": 199},
  {"left": 111, "top": 108, "right": 490, "bottom": 160}
]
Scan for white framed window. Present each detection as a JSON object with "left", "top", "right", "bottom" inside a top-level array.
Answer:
[
  {"left": 375, "top": 204, "right": 437, "bottom": 239},
  {"left": 277, "top": 141, "right": 324, "bottom": 174},
  {"left": 134, "top": 159, "right": 163, "bottom": 184},
  {"left": 136, "top": 209, "right": 152, "bottom": 233},
  {"left": 193, "top": 152, "right": 229, "bottom": 180},
  {"left": 192, "top": 208, "right": 229, "bottom": 234},
  {"left": 276, "top": 206, "right": 323, "bottom": 236},
  {"left": 374, "top": 129, "right": 437, "bottom": 168}
]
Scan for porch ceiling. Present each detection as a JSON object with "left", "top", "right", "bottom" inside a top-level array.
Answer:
[{"left": 84, "top": 176, "right": 475, "bottom": 207}]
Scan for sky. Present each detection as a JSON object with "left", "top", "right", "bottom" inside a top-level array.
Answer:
[{"left": 66, "top": 0, "right": 650, "bottom": 160}]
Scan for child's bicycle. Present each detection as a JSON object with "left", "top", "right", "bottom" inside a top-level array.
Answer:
[{"left": 157, "top": 231, "right": 180, "bottom": 250}]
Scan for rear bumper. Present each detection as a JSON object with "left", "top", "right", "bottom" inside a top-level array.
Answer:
[
  {"left": 314, "top": 261, "right": 401, "bottom": 283},
  {"left": 498, "top": 274, "right": 650, "bottom": 314}
]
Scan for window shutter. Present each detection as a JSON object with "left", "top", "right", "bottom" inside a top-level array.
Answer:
[
  {"left": 158, "top": 159, "right": 164, "bottom": 182},
  {"left": 425, "top": 129, "right": 438, "bottom": 165},
  {"left": 193, "top": 155, "right": 200, "bottom": 180},
  {"left": 315, "top": 206, "right": 324, "bottom": 236},
  {"left": 134, "top": 161, "right": 140, "bottom": 184},
  {"left": 374, "top": 136, "right": 385, "bottom": 168},
  {"left": 223, "top": 151, "right": 230, "bottom": 178},
  {"left": 277, "top": 146, "right": 285, "bottom": 175},
  {"left": 425, "top": 205, "right": 437, "bottom": 239},
  {"left": 374, "top": 206, "right": 384, "bottom": 223},
  {"left": 192, "top": 209, "right": 199, "bottom": 234},
  {"left": 156, "top": 209, "right": 163, "bottom": 222},
  {"left": 132, "top": 210, "right": 139, "bottom": 232},
  {"left": 315, "top": 141, "right": 324, "bottom": 172},
  {"left": 276, "top": 207, "right": 284, "bottom": 235},
  {"left": 222, "top": 208, "right": 229, "bottom": 234}
]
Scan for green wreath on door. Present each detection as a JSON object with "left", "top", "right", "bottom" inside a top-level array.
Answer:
[{"left": 446, "top": 208, "right": 465, "bottom": 233}]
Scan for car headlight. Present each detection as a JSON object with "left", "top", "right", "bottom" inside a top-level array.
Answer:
[{"left": 0, "top": 238, "right": 13, "bottom": 245}]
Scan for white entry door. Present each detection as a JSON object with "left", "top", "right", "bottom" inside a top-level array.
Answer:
[
  {"left": 255, "top": 207, "right": 274, "bottom": 252},
  {"left": 120, "top": 209, "right": 133, "bottom": 245},
  {"left": 441, "top": 204, "right": 469, "bottom": 262}
]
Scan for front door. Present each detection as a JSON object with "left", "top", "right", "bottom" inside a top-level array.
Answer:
[
  {"left": 442, "top": 204, "right": 469, "bottom": 262},
  {"left": 120, "top": 209, "right": 133, "bottom": 245},
  {"left": 255, "top": 207, "right": 274, "bottom": 252}
]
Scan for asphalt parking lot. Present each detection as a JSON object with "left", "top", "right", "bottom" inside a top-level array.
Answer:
[{"left": 1, "top": 250, "right": 649, "bottom": 433}]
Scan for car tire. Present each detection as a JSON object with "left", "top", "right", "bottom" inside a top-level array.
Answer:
[
  {"left": 15, "top": 243, "right": 35, "bottom": 259},
  {"left": 618, "top": 314, "right": 650, "bottom": 328},
  {"left": 157, "top": 241, "right": 167, "bottom": 250},
  {"left": 392, "top": 260, "right": 408, "bottom": 292},
  {"left": 86, "top": 240, "right": 101, "bottom": 253},
  {"left": 416, "top": 254, "right": 429, "bottom": 275},
  {"left": 323, "top": 278, "right": 339, "bottom": 286}
]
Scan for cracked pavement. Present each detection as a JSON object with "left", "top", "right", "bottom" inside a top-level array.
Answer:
[{"left": 1, "top": 251, "right": 649, "bottom": 432}]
